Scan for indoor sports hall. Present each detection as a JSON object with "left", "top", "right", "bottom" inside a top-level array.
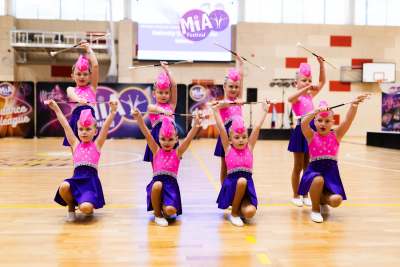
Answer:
[{"left": 1, "top": 1, "right": 400, "bottom": 266}]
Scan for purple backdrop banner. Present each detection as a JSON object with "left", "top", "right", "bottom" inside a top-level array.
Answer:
[{"left": 37, "top": 82, "right": 187, "bottom": 138}]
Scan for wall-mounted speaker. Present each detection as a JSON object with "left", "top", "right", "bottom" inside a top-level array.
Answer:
[{"left": 246, "top": 88, "right": 257, "bottom": 102}]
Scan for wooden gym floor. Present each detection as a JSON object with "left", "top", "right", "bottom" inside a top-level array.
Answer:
[{"left": 0, "top": 137, "right": 400, "bottom": 267}]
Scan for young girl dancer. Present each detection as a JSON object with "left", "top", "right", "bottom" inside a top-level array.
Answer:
[
  {"left": 63, "top": 40, "right": 99, "bottom": 147},
  {"left": 47, "top": 99, "right": 117, "bottom": 222},
  {"left": 212, "top": 98, "right": 271, "bottom": 227},
  {"left": 214, "top": 53, "right": 245, "bottom": 186},
  {"left": 287, "top": 57, "right": 325, "bottom": 207},
  {"left": 132, "top": 108, "right": 203, "bottom": 227},
  {"left": 298, "top": 95, "right": 368, "bottom": 223},
  {"left": 143, "top": 62, "right": 178, "bottom": 165}
]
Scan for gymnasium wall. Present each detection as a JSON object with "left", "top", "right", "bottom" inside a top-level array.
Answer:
[{"left": 4, "top": 16, "right": 399, "bottom": 136}]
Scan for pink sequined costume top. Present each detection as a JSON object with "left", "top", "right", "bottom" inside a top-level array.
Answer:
[
  {"left": 153, "top": 149, "right": 180, "bottom": 179},
  {"left": 308, "top": 131, "right": 340, "bottom": 162},
  {"left": 73, "top": 141, "right": 100, "bottom": 170},
  {"left": 70, "top": 86, "right": 96, "bottom": 112},
  {"left": 225, "top": 146, "right": 253, "bottom": 175},
  {"left": 149, "top": 103, "right": 175, "bottom": 128},
  {"left": 292, "top": 95, "right": 314, "bottom": 117},
  {"left": 219, "top": 98, "right": 243, "bottom": 125}
]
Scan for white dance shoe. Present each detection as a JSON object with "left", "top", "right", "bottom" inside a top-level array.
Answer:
[
  {"left": 67, "top": 211, "right": 76, "bottom": 222},
  {"left": 320, "top": 204, "right": 330, "bottom": 215},
  {"left": 303, "top": 198, "right": 312, "bottom": 206},
  {"left": 310, "top": 212, "right": 323, "bottom": 223},
  {"left": 230, "top": 215, "right": 244, "bottom": 227},
  {"left": 292, "top": 198, "right": 304, "bottom": 207},
  {"left": 154, "top": 216, "right": 168, "bottom": 227}
]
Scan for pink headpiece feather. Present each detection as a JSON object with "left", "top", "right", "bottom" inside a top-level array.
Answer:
[
  {"left": 227, "top": 68, "right": 239, "bottom": 82},
  {"left": 160, "top": 117, "right": 175, "bottom": 138},
  {"left": 318, "top": 101, "right": 331, "bottom": 117},
  {"left": 156, "top": 72, "right": 170, "bottom": 90},
  {"left": 298, "top": 63, "right": 311, "bottom": 77},
  {"left": 231, "top": 115, "right": 246, "bottom": 134},
  {"left": 79, "top": 109, "right": 94, "bottom": 127},
  {"left": 76, "top": 55, "right": 89, "bottom": 72}
]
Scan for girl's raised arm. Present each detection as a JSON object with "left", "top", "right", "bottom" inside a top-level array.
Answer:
[
  {"left": 176, "top": 114, "right": 203, "bottom": 158},
  {"left": 212, "top": 103, "right": 230, "bottom": 153},
  {"left": 131, "top": 108, "right": 159, "bottom": 155},
  {"left": 248, "top": 99, "right": 270, "bottom": 151},
  {"left": 96, "top": 100, "right": 117, "bottom": 149},
  {"left": 310, "top": 56, "right": 326, "bottom": 98},
  {"left": 236, "top": 53, "right": 244, "bottom": 100},
  {"left": 47, "top": 100, "right": 79, "bottom": 150},
  {"left": 79, "top": 40, "right": 99, "bottom": 93},
  {"left": 334, "top": 94, "right": 368, "bottom": 143}
]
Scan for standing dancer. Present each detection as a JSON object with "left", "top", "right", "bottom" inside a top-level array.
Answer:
[
  {"left": 47, "top": 99, "right": 118, "bottom": 222},
  {"left": 143, "top": 62, "right": 178, "bottom": 166},
  {"left": 287, "top": 58, "right": 325, "bottom": 207},
  {"left": 298, "top": 95, "right": 368, "bottom": 222},
  {"left": 214, "top": 53, "right": 245, "bottom": 186},
  {"left": 132, "top": 109, "right": 203, "bottom": 227},
  {"left": 212, "top": 98, "right": 271, "bottom": 227},
  {"left": 63, "top": 40, "right": 99, "bottom": 148}
]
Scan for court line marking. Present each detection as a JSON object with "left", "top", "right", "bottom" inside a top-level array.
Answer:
[
  {"left": 1, "top": 203, "right": 399, "bottom": 208},
  {"left": 346, "top": 152, "right": 400, "bottom": 165},
  {"left": 257, "top": 254, "right": 272, "bottom": 265},
  {"left": 246, "top": 236, "right": 257, "bottom": 243},
  {"left": 0, "top": 153, "right": 69, "bottom": 175},
  {"left": 339, "top": 160, "right": 400, "bottom": 173},
  {"left": 189, "top": 144, "right": 220, "bottom": 191}
]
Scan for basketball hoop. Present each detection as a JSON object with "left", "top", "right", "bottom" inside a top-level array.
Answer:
[{"left": 377, "top": 79, "right": 388, "bottom": 90}]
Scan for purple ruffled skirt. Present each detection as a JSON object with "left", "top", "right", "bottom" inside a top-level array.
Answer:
[
  {"left": 288, "top": 119, "right": 316, "bottom": 153},
  {"left": 54, "top": 165, "right": 105, "bottom": 209},
  {"left": 298, "top": 159, "right": 347, "bottom": 200},
  {"left": 216, "top": 170, "right": 258, "bottom": 209},
  {"left": 146, "top": 174, "right": 182, "bottom": 216}
]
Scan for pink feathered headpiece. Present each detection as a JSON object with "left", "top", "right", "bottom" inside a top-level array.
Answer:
[
  {"left": 318, "top": 101, "right": 331, "bottom": 117},
  {"left": 75, "top": 55, "right": 89, "bottom": 72},
  {"left": 231, "top": 115, "right": 246, "bottom": 134},
  {"left": 156, "top": 72, "right": 170, "bottom": 90},
  {"left": 226, "top": 68, "right": 239, "bottom": 82},
  {"left": 160, "top": 117, "right": 175, "bottom": 138},
  {"left": 298, "top": 63, "right": 311, "bottom": 77},
  {"left": 79, "top": 109, "right": 94, "bottom": 127}
]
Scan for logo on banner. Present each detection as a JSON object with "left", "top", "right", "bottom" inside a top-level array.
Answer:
[
  {"left": 118, "top": 87, "right": 151, "bottom": 122},
  {"left": 180, "top": 9, "right": 229, "bottom": 41},
  {"left": 0, "top": 82, "right": 15, "bottom": 99},
  {"left": 190, "top": 85, "right": 206, "bottom": 101}
]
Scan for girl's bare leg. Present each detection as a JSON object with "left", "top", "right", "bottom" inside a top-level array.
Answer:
[
  {"left": 309, "top": 175, "right": 325, "bottom": 213},
  {"left": 321, "top": 188, "right": 343, "bottom": 208},
  {"left": 58, "top": 181, "right": 75, "bottom": 212},
  {"left": 292, "top": 152, "right": 305, "bottom": 198},
  {"left": 162, "top": 204, "right": 177, "bottom": 216},
  {"left": 231, "top": 178, "right": 247, "bottom": 217},
  {"left": 78, "top": 202, "right": 94, "bottom": 214},
  {"left": 240, "top": 195, "right": 256, "bottom": 218},
  {"left": 151, "top": 181, "right": 163, "bottom": 218},
  {"left": 302, "top": 153, "right": 310, "bottom": 199}
]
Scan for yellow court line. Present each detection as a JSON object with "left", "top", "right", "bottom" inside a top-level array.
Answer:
[
  {"left": 246, "top": 236, "right": 257, "bottom": 243},
  {"left": 1, "top": 203, "right": 400, "bottom": 208},
  {"left": 0, "top": 154, "right": 66, "bottom": 175},
  {"left": 0, "top": 205, "right": 142, "bottom": 208},
  {"left": 189, "top": 144, "right": 220, "bottom": 191},
  {"left": 257, "top": 254, "right": 272, "bottom": 264}
]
